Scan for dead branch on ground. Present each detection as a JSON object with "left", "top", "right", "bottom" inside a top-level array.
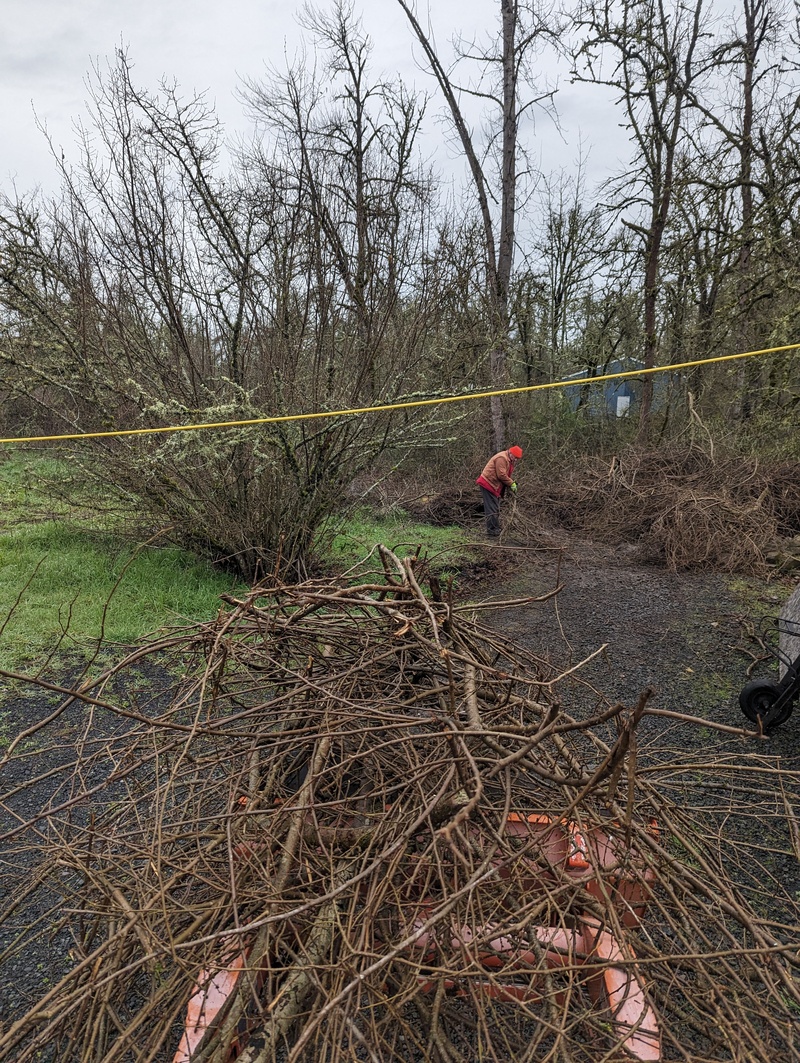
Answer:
[{"left": 0, "top": 547, "right": 798, "bottom": 1062}]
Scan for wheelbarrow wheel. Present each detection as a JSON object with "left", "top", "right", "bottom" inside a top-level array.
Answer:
[{"left": 738, "top": 678, "right": 791, "bottom": 728}]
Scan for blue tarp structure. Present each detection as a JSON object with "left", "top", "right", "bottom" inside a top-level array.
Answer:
[{"left": 561, "top": 356, "right": 671, "bottom": 418}]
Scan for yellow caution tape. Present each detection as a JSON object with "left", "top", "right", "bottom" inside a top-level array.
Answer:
[{"left": 1, "top": 341, "right": 797, "bottom": 446}]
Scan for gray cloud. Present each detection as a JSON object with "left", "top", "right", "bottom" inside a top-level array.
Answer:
[{"left": 1, "top": 0, "right": 627, "bottom": 195}]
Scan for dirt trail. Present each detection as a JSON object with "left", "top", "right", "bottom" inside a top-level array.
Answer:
[{"left": 480, "top": 536, "right": 793, "bottom": 734}]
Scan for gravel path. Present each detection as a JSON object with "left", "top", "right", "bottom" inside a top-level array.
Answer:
[{"left": 481, "top": 536, "right": 794, "bottom": 732}]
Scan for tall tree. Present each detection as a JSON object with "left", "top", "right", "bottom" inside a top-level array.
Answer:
[
  {"left": 646, "top": 140, "right": 744, "bottom": 419},
  {"left": 395, "top": 0, "right": 559, "bottom": 449},
  {"left": 573, "top": 0, "right": 710, "bottom": 438},
  {"left": 533, "top": 166, "right": 607, "bottom": 377},
  {"left": 687, "top": 0, "right": 798, "bottom": 416}
]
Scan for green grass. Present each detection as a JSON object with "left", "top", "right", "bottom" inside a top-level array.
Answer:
[
  {"left": 0, "top": 453, "right": 77, "bottom": 522},
  {"left": 0, "top": 454, "right": 243, "bottom": 669},
  {"left": 0, "top": 456, "right": 474, "bottom": 671},
  {"left": 321, "top": 507, "right": 476, "bottom": 581},
  {"left": 0, "top": 521, "right": 242, "bottom": 669}
]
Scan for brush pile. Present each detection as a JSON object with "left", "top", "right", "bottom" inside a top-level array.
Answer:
[
  {"left": 536, "top": 446, "right": 800, "bottom": 573},
  {"left": 0, "top": 547, "right": 798, "bottom": 1062}
]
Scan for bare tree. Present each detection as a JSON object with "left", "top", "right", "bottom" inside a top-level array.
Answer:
[
  {"left": 682, "top": 0, "right": 789, "bottom": 417},
  {"left": 242, "top": 3, "right": 435, "bottom": 405},
  {"left": 655, "top": 148, "right": 737, "bottom": 407},
  {"left": 573, "top": 0, "right": 710, "bottom": 438},
  {"left": 396, "top": 0, "right": 560, "bottom": 450},
  {"left": 0, "top": 24, "right": 458, "bottom": 579},
  {"left": 532, "top": 164, "right": 607, "bottom": 377}
]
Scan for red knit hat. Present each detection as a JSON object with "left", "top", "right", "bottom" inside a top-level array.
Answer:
[{"left": 509, "top": 445, "right": 523, "bottom": 458}]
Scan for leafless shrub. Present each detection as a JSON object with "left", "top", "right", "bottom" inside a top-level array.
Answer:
[{"left": 0, "top": 11, "right": 484, "bottom": 581}]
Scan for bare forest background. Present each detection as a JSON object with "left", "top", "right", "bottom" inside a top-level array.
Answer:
[{"left": 1, "top": 0, "right": 799, "bottom": 580}]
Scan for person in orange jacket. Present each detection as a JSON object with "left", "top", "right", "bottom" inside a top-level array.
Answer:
[{"left": 476, "top": 445, "right": 522, "bottom": 538}]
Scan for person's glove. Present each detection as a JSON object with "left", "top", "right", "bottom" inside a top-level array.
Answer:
[{"left": 510, "top": 481, "right": 518, "bottom": 494}]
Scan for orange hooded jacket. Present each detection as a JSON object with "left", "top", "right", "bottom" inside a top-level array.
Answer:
[{"left": 476, "top": 450, "right": 516, "bottom": 498}]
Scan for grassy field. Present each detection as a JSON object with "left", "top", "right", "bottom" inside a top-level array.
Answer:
[
  {"left": 0, "top": 454, "right": 474, "bottom": 669},
  {"left": 0, "top": 454, "right": 244, "bottom": 669}
]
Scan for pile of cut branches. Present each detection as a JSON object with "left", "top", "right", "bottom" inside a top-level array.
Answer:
[
  {"left": 401, "top": 486, "right": 483, "bottom": 526},
  {"left": 534, "top": 446, "right": 800, "bottom": 572},
  {"left": 0, "top": 547, "right": 798, "bottom": 1062}
]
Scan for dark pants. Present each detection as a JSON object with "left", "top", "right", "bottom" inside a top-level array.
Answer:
[{"left": 479, "top": 486, "right": 501, "bottom": 537}]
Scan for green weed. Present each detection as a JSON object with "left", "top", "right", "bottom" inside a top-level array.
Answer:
[
  {"left": 0, "top": 521, "right": 242, "bottom": 669},
  {"left": 319, "top": 507, "right": 476, "bottom": 580}
]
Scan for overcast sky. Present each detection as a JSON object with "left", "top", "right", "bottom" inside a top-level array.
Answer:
[{"left": 0, "top": 0, "right": 628, "bottom": 198}]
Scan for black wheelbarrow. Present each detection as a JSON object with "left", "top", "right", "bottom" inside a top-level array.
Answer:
[{"left": 739, "top": 616, "right": 800, "bottom": 731}]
